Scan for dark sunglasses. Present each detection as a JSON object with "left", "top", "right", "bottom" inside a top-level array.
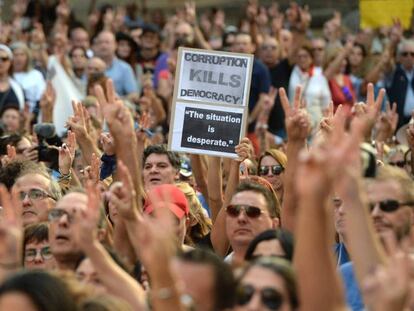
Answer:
[
  {"left": 226, "top": 204, "right": 265, "bottom": 218},
  {"left": 258, "top": 165, "right": 283, "bottom": 176},
  {"left": 0, "top": 57, "right": 9, "bottom": 62},
  {"left": 389, "top": 160, "right": 406, "bottom": 168},
  {"left": 402, "top": 51, "right": 414, "bottom": 57},
  {"left": 369, "top": 200, "right": 414, "bottom": 213},
  {"left": 236, "top": 284, "right": 284, "bottom": 310}
]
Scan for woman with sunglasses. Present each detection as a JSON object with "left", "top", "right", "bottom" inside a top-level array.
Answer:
[
  {"left": 234, "top": 257, "right": 298, "bottom": 311},
  {"left": 0, "top": 45, "right": 24, "bottom": 113},
  {"left": 258, "top": 149, "right": 287, "bottom": 202}
]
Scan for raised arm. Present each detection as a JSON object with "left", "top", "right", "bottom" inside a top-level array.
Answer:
[
  {"left": 207, "top": 156, "right": 223, "bottom": 222},
  {"left": 278, "top": 87, "right": 311, "bottom": 232},
  {"left": 95, "top": 80, "right": 143, "bottom": 198},
  {"left": 66, "top": 101, "right": 101, "bottom": 165},
  {"left": 110, "top": 164, "right": 185, "bottom": 311},
  {"left": 74, "top": 182, "right": 146, "bottom": 310}
]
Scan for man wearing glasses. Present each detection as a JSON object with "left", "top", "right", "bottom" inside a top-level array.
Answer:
[
  {"left": 341, "top": 166, "right": 414, "bottom": 311},
  {"left": 48, "top": 191, "right": 87, "bottom": 271},
  {"left": 225, "top": 181, "right": 280, "bottom": 267},
  {"left": 12, "top": 168, "right": 61, "bottom": 227}
]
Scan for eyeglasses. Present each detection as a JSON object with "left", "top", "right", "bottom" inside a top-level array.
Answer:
[
  {"left": 226, "top": 204, "right": 265, "bottom": 218},
  {"left": 369, "top": 200, "right": 414, "bottom": 213},
  {"left": 236, "top": 284, "right": 284, "bottom": 310},
  {"left": 258, "top": 165, "right": 284, "bottom": 176},
  {"left": 18, "top": 189, "right": 55, "bottom": 201},
  {"left": 48, "top": 209, "right": 74, "bottom": 223},
  {"left": 389, "top": 160, "right": 406, "bottom": 168},
  {"left": 0, "top": 57, "right": 9, "bottom": 62},
  {"left": 24, "top": 246, "right": 53, "bottom": 262},
  {"left": 401, "top": 51, "right": 414, "bottom": 57}
]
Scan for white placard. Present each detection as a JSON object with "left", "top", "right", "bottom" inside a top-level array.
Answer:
[
  {"left": 168, "top": 48, "right": 253, "bottom": 158},
  {"left": 177, "top": 49, "right": 252, "bottom": 107}
]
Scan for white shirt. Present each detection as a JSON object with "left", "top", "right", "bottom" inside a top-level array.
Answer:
[
  {"left": 289, "top": 65, "right": 332, "bottom": 129},
  {"left": 13, "top": 69, "right": 46, "bottom": 111}
]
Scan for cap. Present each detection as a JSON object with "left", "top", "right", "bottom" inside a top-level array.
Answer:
[
  {"left": 141, "top": 23, "right": 160, "bottom": 35},
  {"left": 144, "top": 184, "right": 189, "bottom": 219},
  {"left": 0, "top": 44, "right": 13, "bottom": 60},
  {"left": 180, "top": 158, "right": 192, "bottom": 177}
]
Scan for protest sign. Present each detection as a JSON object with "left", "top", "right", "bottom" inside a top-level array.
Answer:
[
  {"left": 176, "top": 49, "right": 251, "bottom": 106},
  {"left": 168, "top": 48, "right": 253, "bottom": 158},
  {"left": 360, "top": 0, "right": 413, "bottom": 29},
  {"left": 171, "top": 102, "right": 246, "bottom": 156}
]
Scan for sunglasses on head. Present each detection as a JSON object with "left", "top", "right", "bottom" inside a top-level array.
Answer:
[
  {"left": 236, "top": 284, "right": 284, "bottom": 310},
  {"left": 369, "top": 200, "right": 414, "bottom": 213},
  {"left": 259, "top": 165, "right": 283, "bottom": 176},
  {"left": 402, "top": 51, "right": 414, "bottom": 57},
  {"left": 226, "top": 204, "right": 264, "bottom": 218}
]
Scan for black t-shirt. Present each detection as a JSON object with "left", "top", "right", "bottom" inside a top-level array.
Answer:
[
  {"left": 267, "top": 58, "right": 293, "bottom": 136},
  {"left": 0, "top": 88, "right": 20, "bottom": 113}
]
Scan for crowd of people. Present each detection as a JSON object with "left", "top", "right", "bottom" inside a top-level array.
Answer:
[{"left": 0, "top": 0, "right": 413, "bottom": 310}]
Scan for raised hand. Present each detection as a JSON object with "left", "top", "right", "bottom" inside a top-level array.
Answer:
[
  {"left": 353, "top": 83, "right": 385, "bottom": 137},
  {"left": 135, "top": 190, "right": 178, "bottom": 269},
  {"left": 184, "top": 1, "right": 197, "bottom": 25},
  {"left": 39, "top": 81, "right": 55, "bottom": 122},
  {"left": 296, "top": 106, "right": 364, "bottom": 196},
  {"left": 1, "top": 145, "right": 16, "bottom": 167},
  {"left": 73, "top": 181, "right": 101, "bottom": 250},
  {"left": 375, "top": 102, "right": 398, "bottom": 142},
  {"left": 83, "top": 153, "right": 101, "bottom": 184},
  {"left": 362, "top": 235, "right": 411, "bottom": 311},
  {"left": 279, "top": 86, "right": 311, "bottom": 142},
  {"left": 100, "top": 132, "right": 115, "bottom": 156},
  {"left": 94, "top": 80, "right": 134, "bottom": 137},
  {"left": 235, "top": 137, "right": 254, "bottom": 162},
  {"left": 108, "top": 161, "right": 138, "bottom": 219},
  {"left": 135, "top": 112, "right": 151, "bottom": 145},
  {"left": 0, "top": 185, "right": 22, "bottom": 269},
  {"left": 58, "top": 130, "right": 76, "bottom": 175},
  {"left": 66, "top": 101, "right": 88, "bottom": 138}
]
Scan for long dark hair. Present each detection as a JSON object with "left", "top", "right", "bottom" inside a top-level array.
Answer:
[{"left": 0, "top": 270, "right": 79, "bottom": 311}]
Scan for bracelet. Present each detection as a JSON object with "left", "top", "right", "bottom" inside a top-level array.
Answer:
[{"left": 59, "top": 170, "right": 72, "bottom": 180}]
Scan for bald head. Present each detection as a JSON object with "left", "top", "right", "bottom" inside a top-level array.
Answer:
[
  {"left": 95, "top": 31, "right": 116, "bottom": 63},
  {"left": 87, "top": 57, "right": 107, "bottom": 75}
]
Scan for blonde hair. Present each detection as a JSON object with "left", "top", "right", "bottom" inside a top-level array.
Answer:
[
  {"left": 374, "top": 165, "right": 414, "bottom": 202},
  {"left": 259, "top": 149, "right": 288, "bottom": 169},
  {"left": 175, "top": 182, "right": 212, "bottom": 245}
]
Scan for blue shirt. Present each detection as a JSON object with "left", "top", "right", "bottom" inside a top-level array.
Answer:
[
  {"left": 334, "top": 242, "right": 350, "bottom": 266},
  {"left": 340, "top": 262, "right": 365, "bottom": 311},
  {"left": 106, "top": 58, "right": 138, "bottom": 96}
]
